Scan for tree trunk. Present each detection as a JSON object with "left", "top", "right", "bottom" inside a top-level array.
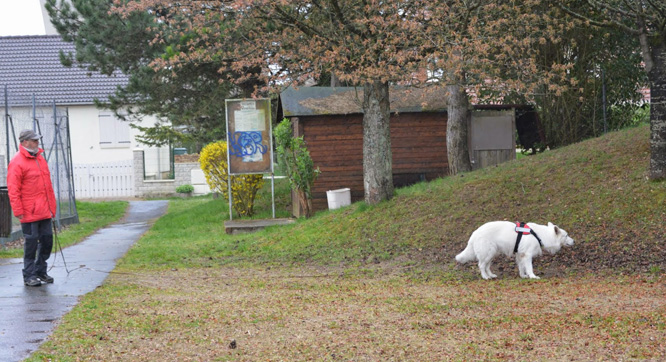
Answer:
[
  {"left": 331, "top": 72, "right": 342, "bottom": 87},
  {"left": 362, "top": 80, "right": 394, "bottom": 204},
  {"left": 446, "top": 84, "right": 472, "bottom": 175},
  {"left": 648, "top": 42, "right": 666, "bottom": 181},
  {"left": 297, "top": 189, "right": 314, "bottom": 218}
]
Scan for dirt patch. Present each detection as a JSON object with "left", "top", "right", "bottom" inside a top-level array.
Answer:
[
  {"left": 1, "top": 237, "right": 23, "bottom": 249},
  {"left": 39, "top": 266, "right": 666, "bottom": 361}
]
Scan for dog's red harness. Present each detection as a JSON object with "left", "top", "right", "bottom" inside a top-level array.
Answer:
[{"left": 514, "top": 222, "right": 543, "bottom": 253}]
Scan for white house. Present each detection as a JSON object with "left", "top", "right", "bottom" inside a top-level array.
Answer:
[{"left": 0, "top": 34, "right": 171, "bottom": 197}]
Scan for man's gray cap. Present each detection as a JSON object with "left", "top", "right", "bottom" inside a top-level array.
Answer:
[{"left": 19, "top": 129, "right": 41, "bottom": 142}]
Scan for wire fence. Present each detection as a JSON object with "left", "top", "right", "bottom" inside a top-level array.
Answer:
[{"left": 1, "top": 88, "right": 78, "bottom": 244}]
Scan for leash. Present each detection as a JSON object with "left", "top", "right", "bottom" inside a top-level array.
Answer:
[{"left": 48, "top": 217, "right": 71, "bottom": 274}]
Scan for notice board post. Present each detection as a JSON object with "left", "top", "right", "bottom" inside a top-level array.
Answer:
[{"left": 225, "top": 98, "right": 274, "bottom": 220}]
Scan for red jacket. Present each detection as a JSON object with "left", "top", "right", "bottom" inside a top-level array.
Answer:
[{"left": 7, "top": 146, "right": 57, "bottom": 223}]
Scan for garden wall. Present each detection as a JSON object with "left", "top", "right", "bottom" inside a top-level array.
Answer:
[{"left": 133, "top": 149, "right": 210, "bottom": 198}]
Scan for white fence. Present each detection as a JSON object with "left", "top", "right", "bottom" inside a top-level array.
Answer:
[{"left": 73, "top": 160, "right": 134, "bottom": 198}]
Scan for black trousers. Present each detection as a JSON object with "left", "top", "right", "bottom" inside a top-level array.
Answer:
[{"left": 21, "top": 218, "right": 53, "bottom": 280}]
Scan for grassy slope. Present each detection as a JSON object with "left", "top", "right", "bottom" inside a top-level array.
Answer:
[{"left": 121, "top": 124, "right": 665, "bottom": 275}]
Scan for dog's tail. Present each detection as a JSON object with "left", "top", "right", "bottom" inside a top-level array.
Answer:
[{"left": 455, "top": 243, "right": 476, "bottom": 264}]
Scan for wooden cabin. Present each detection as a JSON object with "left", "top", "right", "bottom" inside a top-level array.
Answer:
[{"left": 278, "top": 86, "right": 541, "bottom": 217}]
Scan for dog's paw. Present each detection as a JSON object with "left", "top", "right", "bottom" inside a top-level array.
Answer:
[{"left": 529, "top": 275, "right": 541, "bottom": 280}]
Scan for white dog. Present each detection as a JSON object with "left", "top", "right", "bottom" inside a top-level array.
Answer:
[{"left": 455, "top": 221, "right": 574, "bottom": 279}]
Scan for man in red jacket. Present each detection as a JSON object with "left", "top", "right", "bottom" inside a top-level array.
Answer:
[{"left": 7, "top": 129, "right": 57, "bottom": 287}]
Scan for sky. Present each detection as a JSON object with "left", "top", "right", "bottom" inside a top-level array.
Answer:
[{"left": 0, "top": 0, "right": 46, "bottom": 36}]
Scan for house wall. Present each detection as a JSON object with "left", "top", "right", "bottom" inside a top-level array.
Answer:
[
  {"left": 1, "top": 104, "right": 161, "bottom": 165},
  {"left": 294, "top": 112, "right": 449, "bottom": 215},
  {"left": 68, "top": 105, "right": 161, "bottom": 165}
]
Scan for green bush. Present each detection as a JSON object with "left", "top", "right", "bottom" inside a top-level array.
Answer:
[
  {"left": 274, "top": 118, "right": 320, "bottom": 218},
  {"left": 176, "top": 184, "right": 194, "bottom": 194}
]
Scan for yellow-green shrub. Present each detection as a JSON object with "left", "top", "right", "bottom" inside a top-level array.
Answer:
[{"left": 199, "top": 141, "right": 264, "bottom": 217}]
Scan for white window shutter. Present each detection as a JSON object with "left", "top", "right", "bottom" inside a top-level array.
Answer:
[
  {"left": 115, "top": 117, "right": 131, "bottom": 144},
  {"left": 98, "top": 113, "right": 114, "bottom": 144},
  {"left": 99, "top": 111, "right": 131, "bottom": 146}
]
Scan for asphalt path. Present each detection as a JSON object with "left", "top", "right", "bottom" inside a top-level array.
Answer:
[{"left": 0, "top": 200, "right": 168, "bottom": 362}]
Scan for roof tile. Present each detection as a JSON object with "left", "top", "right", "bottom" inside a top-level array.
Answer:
[{"left": 0, "top": 35, "right": 128, "bottom": 106}]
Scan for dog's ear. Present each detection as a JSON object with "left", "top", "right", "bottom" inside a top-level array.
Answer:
[{"left": 554, "top": 225, "right": 560, "bottom": 235}]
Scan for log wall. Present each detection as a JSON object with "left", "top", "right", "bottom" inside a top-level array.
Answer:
[{"left": 293, "top": 112, "right": 448, "bottom": 215}]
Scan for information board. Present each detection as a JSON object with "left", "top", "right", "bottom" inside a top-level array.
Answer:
[{"left": 225, "top": 98, "right": 273, "bottom": 175}]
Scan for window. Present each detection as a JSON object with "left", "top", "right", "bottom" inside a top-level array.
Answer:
[{"left": 98, "top": 111, "right": 130, "bottom": 148}]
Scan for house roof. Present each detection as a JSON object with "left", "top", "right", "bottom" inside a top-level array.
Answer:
[
  {"left": 280, "top": 86, "right": 449, "bottom": 117},
  {"left": 0, "top": 35, "right": 128, "bottom": 107}
]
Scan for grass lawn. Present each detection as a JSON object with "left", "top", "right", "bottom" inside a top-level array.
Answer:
[
  {"left": 0, "top": 201, "right": 128, "bottom": 258},
  {"left": 29, "top": 124, "right": 666, "bottom": 361},
  {"left": 28, "top": 267, "right": 666, "bottom": 361}
]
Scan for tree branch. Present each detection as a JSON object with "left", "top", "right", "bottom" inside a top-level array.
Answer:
[
  {"left": 643, "top": 0, "right": 666, "bottom": 24},
  {"left": 594, "top": 0, "right": 638, "bottom": 18},
  {"left": 270, "top": 5, "right": 322, "bottom": 38},
  {"left": 556, "top": 1, "right": 642, "bottom": 35},
  {"left": 330, "top": 0, "right": 363, "bottom": 37}
]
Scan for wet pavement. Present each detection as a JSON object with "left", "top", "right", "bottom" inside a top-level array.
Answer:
[{"left": 0, "top": 200, "right": 168, "bottom": 362}]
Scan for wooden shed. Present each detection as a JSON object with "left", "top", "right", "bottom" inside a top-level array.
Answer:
[{"left": 278, "top": 86, "right": 541, "bottom": 217}]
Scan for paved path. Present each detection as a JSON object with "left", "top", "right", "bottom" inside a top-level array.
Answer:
[{"left": 0, "top": 200, "right": 168, "bottom": 362}]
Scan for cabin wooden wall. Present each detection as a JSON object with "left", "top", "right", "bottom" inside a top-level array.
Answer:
[{"left": 292, "top": 112, "right": 448, "bottom": 216}]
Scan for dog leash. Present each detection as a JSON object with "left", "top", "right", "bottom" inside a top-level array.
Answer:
[{"left": 48, "top": 217, "right": 71, "bottom": 274}]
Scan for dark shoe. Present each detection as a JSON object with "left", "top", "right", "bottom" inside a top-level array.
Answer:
[
  {"left": 37, "top": 274, "right": 54, "bottom": 283},
  {"left": 24, "top": 277, "right": 42, "bottom": 287}
]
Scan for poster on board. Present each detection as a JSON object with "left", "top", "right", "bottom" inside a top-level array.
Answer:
[{"left": 225, "top": 98, "right": 273, "bottom": 175}]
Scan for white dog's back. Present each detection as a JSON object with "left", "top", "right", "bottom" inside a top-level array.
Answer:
[{"left": 455, "top": 221, "right": 517, "bottom": 263}]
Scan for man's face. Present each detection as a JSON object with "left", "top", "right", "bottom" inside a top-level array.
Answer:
[{"left": 22, "top": 139, "right": 39, "bottom": 149}]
